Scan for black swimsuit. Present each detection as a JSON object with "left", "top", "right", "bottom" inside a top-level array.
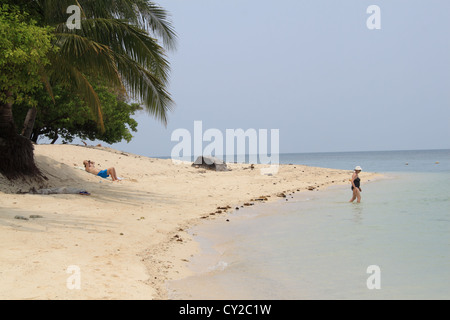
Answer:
[{"left": 352, "top": 177, "right": 360, "bottom": 190}]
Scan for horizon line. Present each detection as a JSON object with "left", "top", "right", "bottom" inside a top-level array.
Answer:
[{"left": 152, "top": 148, "right": 450, "bottom": 159}]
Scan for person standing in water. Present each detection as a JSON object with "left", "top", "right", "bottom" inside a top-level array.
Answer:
[{"left": 349, "top": 166, "right": 362, "bottom": 203}]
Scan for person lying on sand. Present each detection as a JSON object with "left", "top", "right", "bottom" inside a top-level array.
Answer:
[{"left": 83, "top": 160, "right": 119, "bottom": 181}]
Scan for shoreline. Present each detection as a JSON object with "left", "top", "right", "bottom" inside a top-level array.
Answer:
[
  {"left": 164, "top": 173, "right": 388, "bottom": 299},
  {"left": 166, "top": 170, "right": 450, "bottom": 300},
  {"left": 0, "top": 144, "right": 381, "bottom": 300},
  {"left": 139, "top": 161, "right": 382, "bottom": 300}
]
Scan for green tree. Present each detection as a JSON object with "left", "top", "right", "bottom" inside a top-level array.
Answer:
[
  {"left": 34, "top": 0, "right": 177, "bottom": 126},
  {"left": 1, "top": 1, "right": 176, "bottom": 179},
  {"left": 0, "top": 5, "right": 54, "bottom": 179},
  {"left": 14, "top": 84, "right": 142, "bottom": 145}
]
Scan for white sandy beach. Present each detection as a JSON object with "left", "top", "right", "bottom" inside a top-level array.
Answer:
[{"left": 0, "top": 144, "right": 380, "bottom": 299}]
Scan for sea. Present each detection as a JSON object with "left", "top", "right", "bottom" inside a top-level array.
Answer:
[{"left": 167, "top": 149, "right": 450, "bottom": 300}]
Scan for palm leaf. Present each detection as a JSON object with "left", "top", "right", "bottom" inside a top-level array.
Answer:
[
  {"left": 113, "top": 52, "right": 173, "bottom": 125},
  {"left": 48, "top": 53, "right": 105, "bottom": 131},
  {"left": 24, "top": 0, "right": 177, "bottom": 128}
]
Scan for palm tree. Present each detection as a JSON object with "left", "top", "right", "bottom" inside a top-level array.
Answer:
[
  {"left": 47, "top": 0, "right": 177, "bottom": 125},
  {"left": 0, "top": 0, "right": 176, "bottom": 179}
]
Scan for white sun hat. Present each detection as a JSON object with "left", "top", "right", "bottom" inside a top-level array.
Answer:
[{"left": 355, "top": 166, "right": 362, "bottom": 171}]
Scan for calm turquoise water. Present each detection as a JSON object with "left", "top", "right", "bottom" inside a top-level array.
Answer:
[{"left": 168, "top": 150, "right": 450, "bottom": 300}]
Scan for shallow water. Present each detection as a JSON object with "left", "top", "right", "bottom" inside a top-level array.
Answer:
[{"left": 168, "top": 150, "right": 450, "bottom": 300}]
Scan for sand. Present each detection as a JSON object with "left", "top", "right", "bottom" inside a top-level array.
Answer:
[{"left": 0, "top": 144, "right": 380, "bottom": 300}]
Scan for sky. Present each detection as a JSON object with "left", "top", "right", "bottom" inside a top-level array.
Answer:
[{"left": 68, "top": 0, "right": 450, "bottom": 157}]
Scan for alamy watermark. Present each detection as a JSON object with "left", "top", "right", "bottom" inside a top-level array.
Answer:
[
  {"left": 66, "top": 5, "right": 81, "bottom": 30},
  {"left": 367, "top": 5, "right": 381, "bottom": 30},
  {"left": 171, "top": 121, "right": 280, "bottom": 175},
  {"left": 366, "top": 265, "right": 381, "bottom": 290},
  {"left": 66, "top": 265, "right": 81, "bottom": 290}
]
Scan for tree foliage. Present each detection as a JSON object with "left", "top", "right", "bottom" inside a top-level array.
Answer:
[
  {"left": 0, "top": 1, "right": 176, "bottom": 179},
  {"left": 13, "top": 84, "right": 142, "bottom": 145},
  {"left": 28, "top": 0, "right": 176, "bottom": 127},
  {"left": 0, "top": 4, "right": 54, "bottom": 106}
]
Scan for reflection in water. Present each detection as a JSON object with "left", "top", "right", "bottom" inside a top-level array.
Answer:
[{"left": 351, "top": 202, "right": 363, "bottom": 224}]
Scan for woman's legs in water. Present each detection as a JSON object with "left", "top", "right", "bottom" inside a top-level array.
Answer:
[
  {"left": 349, "top": 189, "right": 356, "bottom": 202},
  {"left": 349, "top": 188, "right": 361, "bottom": 203}
]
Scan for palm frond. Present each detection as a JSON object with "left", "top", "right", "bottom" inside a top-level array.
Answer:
[
  {"left": 56, "top": 18, "right": 170, "bottom": 81},
  {"left": 48, "top": 53, "right": 105, "bottom": 130},
  {"left": 54, "top": 31, "right": 123, "bottom": 88},
  {"left": 113, "top": 52, "right": 173, "bottom": 125},
  {"left": 25, "top": 0, "right": 176, "bottom": 127},
  {"left": 133, "top": 1, "right": 177, "bottom": 50},
  {"left": 36, "top": 0, "right": 177, "bottom": 49}
]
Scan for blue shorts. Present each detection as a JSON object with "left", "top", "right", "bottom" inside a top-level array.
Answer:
[{"left": 97, "top": 169, "right": 109, "bottom": 179}]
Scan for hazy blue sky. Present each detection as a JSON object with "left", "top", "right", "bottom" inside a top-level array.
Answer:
[{"left": 75, "top": 0, "right": 450, "bottom": 156}]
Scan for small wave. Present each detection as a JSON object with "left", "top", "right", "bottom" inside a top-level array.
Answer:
[{"left": 207, "top": 261, "right": 228, "bottom": 272}]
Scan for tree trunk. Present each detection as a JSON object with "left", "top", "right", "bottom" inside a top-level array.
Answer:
[
  {"left": 31, "top": 129, "right": 40, "bottom": 143},
  {"left": 21, "top": 107, "right": 37, "bottom": 140},
  {"left": 0, "top": 93, "right": 15, "bottom": 138},
  {"left": 50, "top": 129, "right": 59, "bottom": 144},
  {"left": 0, "top": 91, "right": 43, "bottom": 180}
]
